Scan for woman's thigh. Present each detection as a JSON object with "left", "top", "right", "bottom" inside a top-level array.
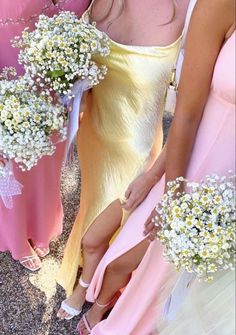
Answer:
[
  {"left": 107, "top": 239, "right": 150, "bottom": 274},
  {"left": 82, "top": 200, "right": 123, "bottom": 249}
]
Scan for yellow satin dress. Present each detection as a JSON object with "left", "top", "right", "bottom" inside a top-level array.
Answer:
[{"left": 57, "top": 10, "right": 182, "bottom": 295}]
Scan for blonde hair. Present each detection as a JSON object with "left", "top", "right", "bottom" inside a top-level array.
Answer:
[{"left": 90, "top": 0, "right": 176, "bottom": 29}]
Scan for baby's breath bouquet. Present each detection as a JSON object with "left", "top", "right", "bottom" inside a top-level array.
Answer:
[
  {"left": 13, "top": 11, "right": 110, "bottom": 96},
  {"left": 157, "top": 173, "right": 235, "bottom": 282},
  {"left": 13, "top": 11, "right": 110, "bottom": 157},
  {"left": 156, "top": 173, "right": 236, "bottom": 321},
  {"left": 0, "top": 68, "right": 66, "bottom": 172}
]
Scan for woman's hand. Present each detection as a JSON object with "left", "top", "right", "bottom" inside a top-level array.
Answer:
[
  {"left": 122, "top": 172, "right": 157, "bottom": 211},
  {"left": 143, "top": 208, "right": 161, "bottom": 242},
  {"left": 122, "top": 146, "right": 166, "bottom": 211}
]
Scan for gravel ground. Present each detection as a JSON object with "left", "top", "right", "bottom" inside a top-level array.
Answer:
[{"left": 0, "top": 114, "right": 172, "bottom": 335}]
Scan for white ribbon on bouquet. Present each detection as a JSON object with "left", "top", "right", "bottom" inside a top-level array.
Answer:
[
  {"left": 0, "top": 160, "right": 23, "bottom": 209},
  {"left": 60, "top": 79, "right": 91, "bottom": 163},
  {"left": 163, "top": 271, "right": 196, "bottom": 321}
]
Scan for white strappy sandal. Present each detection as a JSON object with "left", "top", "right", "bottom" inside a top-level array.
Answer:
[
  {"left": 77, "top": 298, "right": 117, "bottom": 335},
  {"left": 59, "top": 277, "right": 90, "bottom": 320},
  {"left": 19, "top": 255, "right": 42, "bottom": 272}
]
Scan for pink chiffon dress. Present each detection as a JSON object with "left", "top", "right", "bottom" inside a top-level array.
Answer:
[
  {"left": 0, "top": 0, "right": 90, "bottom": 260},
  {"left": 86, "top": 31, "right": 236, "bottom": 335}
]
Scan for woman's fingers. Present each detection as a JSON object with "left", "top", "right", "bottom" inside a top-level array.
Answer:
[
  {"left": 121, "top": 188, "right": 131, "bottom": 207},
  {"left": 147, "top": 227, "right": 158, "bottom": 242},
  {"left": 125, "top": 185, "right": 132, "bottom": 199},
  {"left": 143, "top": 218, "right": 155, "bottom": 236},
  {"left": 122, "top": 194, "right": 136, "bottom": 210},
  {"left": 131, "top": 193, "right": 146, "bottom": 211},
  {"left": 0, "top": 157, "right": 6, "bottom": 167},
  {"left": 123, "top": 191, "right": 145, "bottom": 211}
]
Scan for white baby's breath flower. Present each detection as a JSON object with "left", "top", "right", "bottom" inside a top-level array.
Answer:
[
  {"left": 13, "top": 11, "right": 110, "bottom": 97},
  {"left": 0, "top": 70, "right": 66, "bottom": 171}
]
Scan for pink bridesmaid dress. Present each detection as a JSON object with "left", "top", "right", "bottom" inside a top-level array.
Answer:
[
  {"left": 86, "top": 31, "right": 236, "bottom": 335},
  {"left": 0, "top": 0, "right": 90, "bottom": 264}
]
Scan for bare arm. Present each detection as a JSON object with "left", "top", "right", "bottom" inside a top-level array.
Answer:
[
  {"left": 144, "top": 0, "right": 235, "bottom": 239},
  {"left": 165, "top": 0, "right": 235, "bottom": 189}
]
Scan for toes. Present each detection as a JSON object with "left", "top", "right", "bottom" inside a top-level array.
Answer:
[
  {"left": 58, "top": 311, "right": 67, "bottom": 319},
  {"left": 34, "top": 247, "right": 49, "bottom": 258},
  {"left": 32, "top": 259, "right": 41, "bottom": 270},
  {"left": 63, "top": 311, "right": 72, "bottom": 319},
  {"left": 23, "top": 260, "right": 32, "bottom": 269},
  {"left": 77, "top": 319, "right": 85, "bottom": 332},
  {"left": 57, "top": 309, "right": 71, "bottom": 320},
  {"left": 57, "top": 308, "right": 64, "bottom": 318},
  {"left": 21, "top": 258, "right": 41, "bottom": 271},
  {"left": 36, "top": 250, "right": 44, "bottom": 257}
]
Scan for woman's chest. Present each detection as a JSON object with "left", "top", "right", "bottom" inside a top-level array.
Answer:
[{"left": 93, "top": 0, "right": 178, "bottom": 47}]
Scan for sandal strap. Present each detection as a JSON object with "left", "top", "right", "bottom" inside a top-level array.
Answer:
[
  {"left": 61, "top": 300, "right": 82, "bottom": 317},
  {"left": 95, "top": 300, "right": 111, "bottom": 308},
  {"left": 19, "top": 256, "right": 42, "bottom": 272},
  {"left": 20, "top": 255, "right": 40, "bottom": 263},
  {"left": 95, "top": 293, "right": 120, "bottom": 308},
  {"left": 82, "top": 314, "right": 92, "bottom": 333},
  {"left": 79, "top": 276, "right": 90, "bottom": 289}
]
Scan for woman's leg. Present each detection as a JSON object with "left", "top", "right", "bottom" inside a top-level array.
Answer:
[
  {"left": 81, "top": 200, "right": 123, "bottom": 283},
  {"left": 57, "top": 200, "right": 123, "bottom": 319},
  {"left": 78, "top": 238, "right": 150, "bottom": 333},
  {"left": 97, "top": 239, "right": 150, "bottom": 304}
]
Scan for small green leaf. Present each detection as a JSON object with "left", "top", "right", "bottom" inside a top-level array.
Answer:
[{"left": 47, "top": 69, "right": 65, "bottom": 78}]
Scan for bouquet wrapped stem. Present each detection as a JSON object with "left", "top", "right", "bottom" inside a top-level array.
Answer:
[{"left": 59, "top": 79, "right": 91, "bottom": 163}]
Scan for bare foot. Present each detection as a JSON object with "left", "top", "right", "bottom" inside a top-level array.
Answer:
[
  {"left": 57, "top": 286, "right": 87, "bottom": 320},
  {"left": 77, "top": 306, "right": 105, "bottom": 335},
  {"left": 77, "top": 295, "right": 120, "bottom": 334},
  {"left": 33, "top": 246, "right": 50, "bottom": 258},
  {"left": 19, "top": 250, "right": 42, "bottom": 272}
]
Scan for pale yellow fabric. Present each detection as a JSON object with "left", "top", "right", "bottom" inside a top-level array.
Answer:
[{"left": 57, "top": 11, "right": 182, "bottom": 294}]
